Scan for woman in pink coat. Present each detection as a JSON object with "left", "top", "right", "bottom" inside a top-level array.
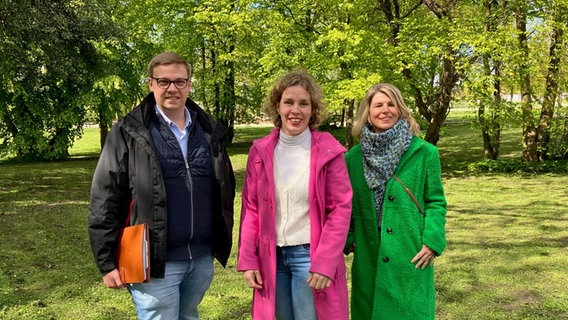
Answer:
[{"left": 237, "top": 70, "right": 352, "bottom": 320}]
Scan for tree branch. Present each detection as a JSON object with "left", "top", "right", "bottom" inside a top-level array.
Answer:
[
  {"left": 276, "top": 0, "right": 320, "bottom": 35},
  {"left": 401, "top": 0, "right": 424, "bottom": 20},
  {"left": 422, "top": 0, "right": 448, "bottom": 18}
]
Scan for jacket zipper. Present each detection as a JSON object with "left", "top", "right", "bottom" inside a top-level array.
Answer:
[{"left": 184, "top": 157, "right": 194, "bottom": 260}]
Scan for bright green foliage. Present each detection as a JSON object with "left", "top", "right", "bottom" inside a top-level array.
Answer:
[
  {"left": 251, "top": 0, "right": 387, "bottom": 148},
  {"left": 1, "top": 0, "right": 567, "bottom": 160},
  {"left": 112, "top": 0, "right": 270, "bottom": 141},
  {"left": 0, "top": 0, "right": 117, "bottom": 160}
]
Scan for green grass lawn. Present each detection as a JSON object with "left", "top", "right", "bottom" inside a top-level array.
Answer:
[{"left": 0, "top": 120, "right": 567, "bottom": 319}]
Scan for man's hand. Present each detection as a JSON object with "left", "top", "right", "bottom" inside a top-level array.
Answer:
[{"left": 102, "top": 269, "right": 125, "bottom": 289}]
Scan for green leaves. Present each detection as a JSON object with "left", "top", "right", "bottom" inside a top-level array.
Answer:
[
  {"left": 1, "top": 0, "right": 566, "bottom": 160},
  {"left": 0, "top": 0, "right": 118, "bottom": 160}
]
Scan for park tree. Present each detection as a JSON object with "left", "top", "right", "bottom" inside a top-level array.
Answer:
[
  {"left": 257, "top": 0, "right": 383, "bottom": 148},
  {"left": 453, "top": 0, "right": 567, "bottom": 161},
  {"left": 2, "top": 0, "right": 566, "bottom": 162},
  {"left": 105, "top": 0, "right": 269, "bottom": 144},
  {"left": 87, "top": 42, "right": 148, "bottom": 148},
  {"left": 513, "top": 0, "right": 568, "bottom": 162},
  {"left": 367, "top": 0, "right": 464, "bottom": 145},
  {"left": 83, "top": 0, "right": 157, "bottom": 148},
  {"left": 473, "top": 0, "right": 501, "bottom": 159},
  {"left": 104, "top": 0, "right": 568, "bottom": 164},
  {"left": 535, "top": 0, "right": 567, "bottom": 160},
  {"left": 0, "top": 0, "right": 117, "bottom": 160},
  {"left": 190, "top": 0, "right": 267, "bottom": 143},
  {"left": 312, "top": 0, "right": 384, "bottom": 149},
  {"left": 476, "top": 0, "right": 508, "bottom": 160},
  {"left": 460, "top": 0, "right": 517, "bottom": 160},
  {"left": 516, "top": 2, "right": 539, "bottom": 162}
]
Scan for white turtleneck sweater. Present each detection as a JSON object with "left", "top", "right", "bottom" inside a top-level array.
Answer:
[{"left": 274, "top": 128, "right": 311, "bottom": 246}]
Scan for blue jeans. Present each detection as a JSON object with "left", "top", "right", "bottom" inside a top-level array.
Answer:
[
  {"left": 128, "top": 255, "right": 214, "bottom": 320},
  {"left": 275, "top": 245, "right": 316, "bottom": 320}
]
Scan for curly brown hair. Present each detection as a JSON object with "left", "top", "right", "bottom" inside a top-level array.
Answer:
[{"left": 263, "top": 70, "right": 326, "bottom": 129}]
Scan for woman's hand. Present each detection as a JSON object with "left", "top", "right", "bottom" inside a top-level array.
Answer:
[
  {"left": 307, "top": 272, "right": 331, "bottom": 290},
  {"left": 243, "top": 270, "right": 263, "bottom": 289},
  {"left": 411, "top": 245, "right": 436, "bottom": 269}
]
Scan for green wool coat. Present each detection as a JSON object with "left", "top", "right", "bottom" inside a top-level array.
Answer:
[{"left": 345, "top": 137, "right": 447, "bottom": 320}]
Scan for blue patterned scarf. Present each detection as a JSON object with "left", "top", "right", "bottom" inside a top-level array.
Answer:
[{"left": 360, "top": 120, "right": 413, "bottom": 229}]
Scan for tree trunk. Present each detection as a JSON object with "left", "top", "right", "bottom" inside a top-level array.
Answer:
[
  {"left": 200, "top": 43, "right": 208, "bottom": 110},
  {"left": 479, "top": 0, "right": 501, "bottom": 160},
  {"left": 378, "top": 0, "right": 428, "bottom": 123},
  {"left": 478, "top": 64, "right": 502, "bottom": 160},
  {"left": 379, "top": 0, "right": 458, "bottom": 145},
  {"left": 344, "top": 98, "right": 355, "bottom": 149},
  {"left": 423, "top": 52, "right": 455, "bottom": 145},
  {"left": 536, "top": 15, "right": 563, "bottom": 161},
  {"left": 338, "top": 54, "right": 354, "bottom": 148},
  {"left": 98, "top": 106, "right": 110, "bottom": 150},
  {"left": 478, "top": 63, "right": 502, "bottom": 160},
  {"left": 211, "top": 46, "right": 221, "bottom": 121},
  {"left": 563, "top": 110, "right": 568, "bottom": 159},
  {"left": 516, "top": 5, "right": 538, "bottom": 162},
  {"left": 222, "top": 56, "right": 236, "bottom": 144},
  {"left": 99, "top": 123, "right": 109, "bottom": 150}
]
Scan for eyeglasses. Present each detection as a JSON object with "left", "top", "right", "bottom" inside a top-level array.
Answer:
[{"left": 151, "top": 77, "right": 189, "bottom": 89}]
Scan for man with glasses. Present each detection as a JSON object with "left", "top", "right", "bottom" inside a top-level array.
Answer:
[{"left": 88, "top": 51, "right": 235, "bottom": 319}]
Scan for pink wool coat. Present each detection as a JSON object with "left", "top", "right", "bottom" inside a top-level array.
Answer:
[{"left": 237, "top": 128, "right": 352, "bottom": 320}]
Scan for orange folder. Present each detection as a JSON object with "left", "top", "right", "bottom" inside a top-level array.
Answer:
[{"left": 116, "top": 223, "right": 150, "bottom": 283}]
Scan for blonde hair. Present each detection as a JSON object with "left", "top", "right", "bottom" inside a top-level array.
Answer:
[
  {"left": 263, "top": 70, "right": 326, "bottom": 129},
  {"left": 352, "top": 83, "right": 420, "bottom": 138}
]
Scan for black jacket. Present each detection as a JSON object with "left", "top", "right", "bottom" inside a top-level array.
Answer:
[{"left": 88, "top": 93, "right": 235, "bottom": 278}]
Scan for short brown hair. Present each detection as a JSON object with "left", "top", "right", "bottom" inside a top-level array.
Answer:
[
  {"left": 263, "top": 70, "right": 326, "bottom": 129},
  {"left": 352, "top": 83, "right": 420, "bottom": 137},
  {"left": 147, "top": 52, "right": 192, "bottom": 79}
]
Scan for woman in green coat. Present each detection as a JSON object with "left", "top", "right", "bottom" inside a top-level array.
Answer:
[{"left": 345, "top": 83, "right": 447, "bottom": 319}]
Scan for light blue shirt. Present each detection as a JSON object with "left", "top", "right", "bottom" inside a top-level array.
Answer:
[{"left": 154, "top": 105, "right": 192, "bottom": 158}]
